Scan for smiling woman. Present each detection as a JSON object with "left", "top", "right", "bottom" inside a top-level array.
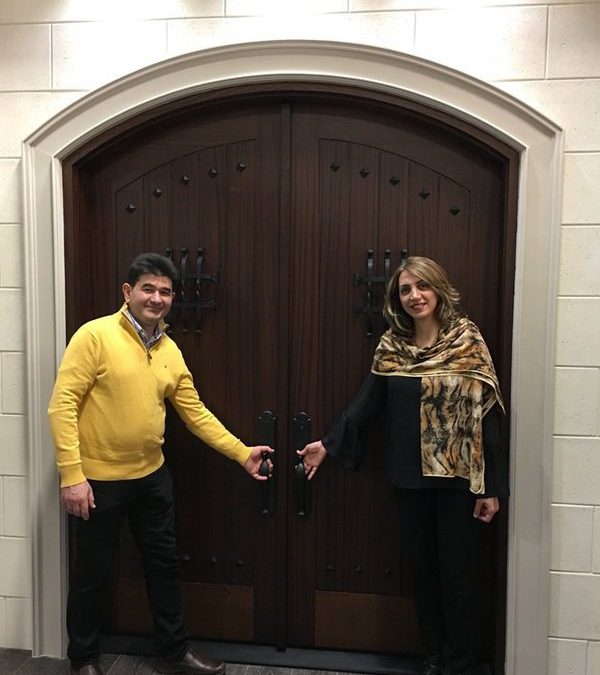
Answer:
[{"left": 298, "top": 255, "right": 506, "bottom": 675}]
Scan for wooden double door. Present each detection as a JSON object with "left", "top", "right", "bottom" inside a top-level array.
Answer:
[{"left": 63, "top": 90, "right": 515, "bottom": 664}]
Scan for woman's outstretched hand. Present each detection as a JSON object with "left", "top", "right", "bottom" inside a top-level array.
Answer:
[{"left": 297, "top": 441, "right": 327, "bottom": 480}]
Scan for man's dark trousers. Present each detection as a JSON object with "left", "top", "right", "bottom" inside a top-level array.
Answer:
[{"left": 67, "top": 464, "right": 188, "bottom": 667}]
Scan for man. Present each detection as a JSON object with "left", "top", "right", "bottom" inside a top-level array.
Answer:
[{"left": 48, "top": 253, "right": 274, "bottom": 675}]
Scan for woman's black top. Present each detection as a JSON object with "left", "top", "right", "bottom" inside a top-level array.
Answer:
[{"left": 322, "top": 373, "right": 508, "bottom": 498}]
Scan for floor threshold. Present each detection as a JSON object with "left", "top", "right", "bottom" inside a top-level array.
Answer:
[{"left": 99, "top": 635, "right": 422, "bottom": 674}]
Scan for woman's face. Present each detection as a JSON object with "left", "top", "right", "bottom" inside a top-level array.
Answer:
[{"left": 398, "top": 269, "right": 439, "bottom": 323}]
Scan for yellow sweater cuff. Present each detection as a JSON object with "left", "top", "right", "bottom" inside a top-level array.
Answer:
[{"left": 59, "top": 464, "right": 87, "bottom": 488}]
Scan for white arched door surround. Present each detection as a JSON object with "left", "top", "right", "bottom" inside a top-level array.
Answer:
[{"left": 23, "top": 41, "right": 562, "bottom": 675}]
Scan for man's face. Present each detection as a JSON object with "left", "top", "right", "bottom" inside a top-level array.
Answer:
[{"left": 122, "top": 273, "right": 174, "bottom": 334}]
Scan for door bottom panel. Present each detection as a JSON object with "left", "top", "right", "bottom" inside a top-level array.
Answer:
[
  {"left": 314, "top": 590, "right": 421, "bottom": 653},
  {"left": 111, "top": 580, "right": 253, "bottom": 640}
]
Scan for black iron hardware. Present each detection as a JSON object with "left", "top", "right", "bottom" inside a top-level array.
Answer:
[
  {"left": 181, "top": 174, "right": 191, "bottom": 185},
  {"left": 165, "top": 247, "right": 218, "bottom": 334},
  {"left": 293, "top": 412, "right": 311, "bottom": 519},
  {"left": 419, "top": 189, "right": 430, "bottom": 199},
  {"left": 257, "top": 410, "right": 276, "bottom": 517},
  {"left": 389, "top": 175, "right": 401, "bottom": 185},
  {"left": 126, "top": 203, "right": 136, "bottom": 213},
  {"left": 449, "top": 206, "right": 461, "bottom": 216},
  {"left": 359, "top": 167, "right": 370, "bottom": 177},
  {"left": 236, "top": 161, "right": 247, "bottom": 172},
  {"left": 353, "top": 249, "right": 392, "bottom": 338},
  {"left": 208, "top": 167, "right": 218, "bottom": 178},
  {"left": 153, "top": 187, "right": 163, "bottom": 197},
  {"left": 330, "top": 161, "right": 340, "bottom": 172}
]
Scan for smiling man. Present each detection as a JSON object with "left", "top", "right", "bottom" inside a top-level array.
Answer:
[{"left": 48, "top": 252, "right": 273, "bottom": 675}]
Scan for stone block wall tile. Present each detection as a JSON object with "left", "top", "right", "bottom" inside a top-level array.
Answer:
[
  {"left": 0, "top": 597, "right": 5, "bottom": 645},
  {"left": 548, "top": 637, "right": 587, "bottom": 675},
  {"left": 352, "top": 0, "right": 591, "bottom": 8},
  {"left": 168, "top": 12, "right": 415, "bottom": 55},
  {"left": 0, "top": 478, "right": 3, "bottom": 535},
  {"left": 593, "top": 508, "right": 600, "bottom": 574},
  {"left": 345, "top": 11, "right": 415, "bottom": 51},
  {"left": 0, "top": 24, "right": 50, "bottom": 91},
  {"left": 550, "top": 504, "right": 594, "bottom": 572},
  {"left": 551, "top": 504, "right": 594, "bottom": 572},
  {"left": 3, "top": 477, "right": 29, "bottom": 538},
  {"left": 553, "top": 437, "right": 600, "bottom": 505},
  {"left": 414, "top": 6, "right": 547, "bottom": 80},
  {"left": 548, "top": 4, "right": 600, "bottom": 78},
  {"left": 0, "top": 538, "right": 31, "bottom": 597},
  {"left": 562, "top": 154, "right": 600, "bottom": 225},
  {"left": 0, "top": 161, "right": 21, "bottom": 224},
  {"left": 549, "top": 572, "right": 600, "bottom": 639},
  {"left": 588, "top": 641, "right": 600, "bottom": 675},
  {"left": 0, "top": 0, "right": 224, "bottom": 23},
  {"left": 1, "top": 352, "right": 25, "bottom": 415},
  {"left": 0, "top": 226, "right": 23, "bottom": 288},
  {"left": 4, "top": 597, "right": 32, "bottom": 651},
  {"left": 554, "top": 368, "right": 599, "bottom": 436},
  {"left": 0, "top": 290, "right": 23, "bottom": 350},
  {"left": 559, "top": 226, "right": 600, "bottom": 296},
  {"left": 0, "top": 92, "right": 83, "bottom": 157},
  {"left": 498, "top": 80, "right": 600, "bottom": 152},
  {"left": 52, "top": 22, "right": 168, "bottom": 90},
  {"left": 167, "top": 15, "right": 326, "bottom": 55},
  {"left": 227, "top": 0, "right": 347, "bottom": 15},
  {"left": 556, "top": 299, "right": 600, "bottom": 367},
  {"left": 0, "top": 416, "right": 26, "bottom": 476}
]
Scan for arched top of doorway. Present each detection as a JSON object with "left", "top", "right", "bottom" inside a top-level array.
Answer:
[
  {"left": 63, "top": 79, "right": 519, "bottom": 170},
  {"left": 26, "top": 39, "right": 560, "bottom": 159}
]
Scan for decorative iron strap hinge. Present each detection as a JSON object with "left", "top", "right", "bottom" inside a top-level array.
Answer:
[
  {"left": 353, "top": 248, "right": 408, "bottom": 338},
  {"left": 165, "top": 247, "right": 218, "bottom": 334}
]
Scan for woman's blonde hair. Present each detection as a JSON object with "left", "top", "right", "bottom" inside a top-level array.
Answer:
[{"left": 383, "top": 256, "right": 461, "bottom": 337}]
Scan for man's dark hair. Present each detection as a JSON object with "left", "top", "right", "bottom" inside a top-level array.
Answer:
[{"left": 127, "top": 252, "right": 179, "bottom": 286}]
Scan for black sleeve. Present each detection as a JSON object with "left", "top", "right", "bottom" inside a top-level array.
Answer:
[
  {"left": 322, "top": 372, "right": 386, "bottom": 470},
  {"left": 482, "top": 403, "right": 509, "bottom": 498}
]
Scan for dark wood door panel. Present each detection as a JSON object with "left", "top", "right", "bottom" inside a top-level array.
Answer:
[
  {"left": 64, "top": 92, "right": 515, "bottom": 668},
  {"left": 108, "top": 109, "right": 285, "bottom": 643}
]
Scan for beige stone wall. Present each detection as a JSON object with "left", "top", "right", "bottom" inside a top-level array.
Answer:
[{"left": 0, "top": 1, "right": 598, "bottom": 672}]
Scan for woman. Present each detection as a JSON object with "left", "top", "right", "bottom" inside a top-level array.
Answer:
[{"left": 298, "top": 256, "right": 507, "bottom": 675}]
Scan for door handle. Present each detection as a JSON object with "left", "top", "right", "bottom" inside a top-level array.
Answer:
[
  {"left": 293, "top": 411, "right": 311, "bottom": 519},
  {"left": 257, "top": 411, "right": 276, "bottom": 517}
]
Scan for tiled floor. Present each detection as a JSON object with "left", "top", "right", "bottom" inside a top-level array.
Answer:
[{"left": 0, "top": 650, "right": 388, "bottom": 675}]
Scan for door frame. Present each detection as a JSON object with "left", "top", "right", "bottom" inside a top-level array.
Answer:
[{"left": 23, "top": 40, "right": 562, "bottom": 675}]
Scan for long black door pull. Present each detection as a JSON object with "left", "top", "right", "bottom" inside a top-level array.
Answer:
[
  {"left": 257, "top": 411, "right": 276, "bottom": 516},
  {"left": 293, "top": 412, "right": 311, "bottom": 519}
]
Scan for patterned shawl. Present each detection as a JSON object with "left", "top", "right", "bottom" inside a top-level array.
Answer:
[{"left": 371, "top": 317, "right": 504, "bottom": 494}]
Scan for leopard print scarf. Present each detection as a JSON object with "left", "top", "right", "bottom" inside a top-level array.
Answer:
[{"left": 371, "top": 317, "right": 504, "bottom": 494}]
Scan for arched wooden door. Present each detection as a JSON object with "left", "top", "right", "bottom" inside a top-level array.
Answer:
[{"left": 62, "top": 88, "right": 517, "bottom": 669}]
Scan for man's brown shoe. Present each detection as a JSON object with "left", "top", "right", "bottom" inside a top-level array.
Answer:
[
  {"left": 156, "top": 649, "right": 225, "bottom": 675},
  {"left": 71, "top": 664, "right": 104, "bottom": 675}
]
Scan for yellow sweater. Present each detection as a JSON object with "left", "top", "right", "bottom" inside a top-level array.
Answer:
[{"left": 48, "top": 307, "right": 251, "bottom": 487}]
